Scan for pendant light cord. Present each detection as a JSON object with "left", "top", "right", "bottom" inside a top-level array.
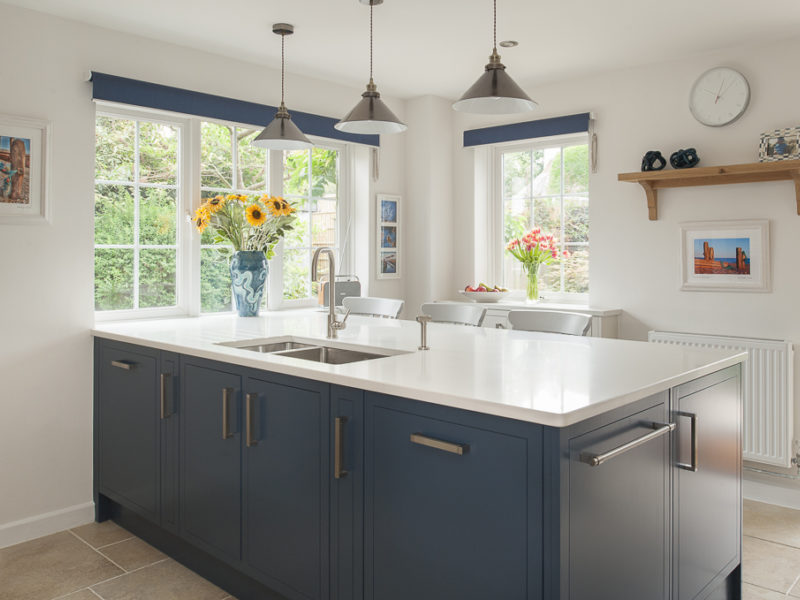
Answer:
[
  {"left": 281, "top": 32, "right": 286, "bottom": 105},
  {"left": 493, "top": 0, "right": 497, "bottom": 51},
  {"left": 369, "top": 2, "right": 374, "bottom": 82}
]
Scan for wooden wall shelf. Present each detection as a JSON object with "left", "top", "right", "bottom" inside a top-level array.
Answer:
[{"left": 618, "top": 159, "right": 800, "bottom": 220}]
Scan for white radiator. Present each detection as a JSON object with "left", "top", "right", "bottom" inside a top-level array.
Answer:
[{"left": 649, "top": 331, "right": 794, "bottom": 468}]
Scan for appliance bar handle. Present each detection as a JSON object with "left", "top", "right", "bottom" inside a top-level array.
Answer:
[
  {"left": 160, "top": 373, "right": 171, "bottom": 419},
  {"left": 222, "top": 388, "right": 233, "bottom": 440},
  {"left": 245, "top": 393, "right": 258, "bottom": 448},
  {"left": 410, "top": 433, "right": 469, "bottom": 456},
  {"left": 579, "top": 422, "right": 675, "bottom": 467},
  {"left": 676, "top": 411, "right": 698, "bottom": 472},
  {"left": 111, "top": 360, "right": 134, "bottom": 370},
  {"left": 334, "top": 417, "right": 348, "bottom": 479}
]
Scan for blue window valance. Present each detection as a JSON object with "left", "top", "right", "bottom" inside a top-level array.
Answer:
[
  {"left": 463, "top": 112, "right": 591, "bottom": 147},
  {"left": 90, "top": 71, "right": 380, "bottom": 147}
]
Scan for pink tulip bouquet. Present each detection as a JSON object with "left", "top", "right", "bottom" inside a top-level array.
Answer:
[{"left": 506, "top": 227, "right": 567, "bottom": 301}]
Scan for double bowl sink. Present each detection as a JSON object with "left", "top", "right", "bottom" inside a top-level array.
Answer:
[{"left": 217, "top": 336, "right": 407, "bottom": 365}]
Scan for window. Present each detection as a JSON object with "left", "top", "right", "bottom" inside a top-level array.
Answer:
[
  {"left": 280, "top": 147, "right": 341, "bottom": 304},
  {"left": 497, "top": 136, "right": 589, "bottom": 298},
  {"left": 94, "top": 107, "right": 352, "bottom": 316},
  {"left": 94, "top": 113, "right": 184, "bottom": 315}
]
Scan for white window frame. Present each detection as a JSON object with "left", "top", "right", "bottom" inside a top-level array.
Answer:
[
  {"left": 268, "top": 138, "right": 352, "bottom": 310},
  {"left": 490, "top": 133, "right": 589, "bottom": 303},
  {"left": 94, "top": 105, "right": 192, "bottom": 321},
  {"left": 93, "top": 103, "right": 353, "bottom": 319}
]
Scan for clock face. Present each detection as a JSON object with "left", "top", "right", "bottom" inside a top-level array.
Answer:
[{"left": 689, "top": 67, "right": 750, "bottom": 127}]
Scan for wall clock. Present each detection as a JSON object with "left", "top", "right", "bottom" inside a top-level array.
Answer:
[{"left": 689, "top": 67, "right": 750, "bottom": 127}]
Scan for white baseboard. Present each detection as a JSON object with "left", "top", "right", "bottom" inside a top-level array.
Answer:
[
  {"left": 744, "top": 476, "right": 800, "bottom": 511},
  {"left": 0, "top": 502, "right": 95, "bottom": 549}
]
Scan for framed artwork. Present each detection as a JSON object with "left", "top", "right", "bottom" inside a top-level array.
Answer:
[
  {"left": 680, "top": 220, "right": 770, "bottom": 292},
  {"left": 0, "top": 114, "right": 51, "bottom": 224},
  {"left": 377, "top": 194, "right": 400, "bottom": 279},
  {"left": 759, "top": 127, "right": 800, "bottom": 162}
]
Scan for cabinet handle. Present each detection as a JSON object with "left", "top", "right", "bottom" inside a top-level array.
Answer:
[
  {"left": 245, "top": 393, "right": 258, "bottom": 447},
  {"left": 676, "top": 411, "right": 698, "bottom": 472},
  {"left": 222, "top": 388, "right": 233, "bottom": 440},
  {"left": 334, "top": 417, "right": 348, "bottom": 479},
  {"left": 579, "top": 422, "right": 675, "bottom": 467},
  {"left": 111, "top": 360, "right": 134, "bottom": 370},
  {"left": 160, "top": 373, "right": 171, "bottom": 419},
  {"left": 410, "top": 433, "right": 469, "bottom": 456}
]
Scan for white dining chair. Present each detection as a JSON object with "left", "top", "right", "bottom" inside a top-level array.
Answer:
[
  {"left": 342, "top": 296, "right": 404, "bottom": 319},
  {"left": 507, "top": 310, "right": 592, "bottom": 336},
  {"left": 420, "top": 303, "right": 487, "bottom": 327}
]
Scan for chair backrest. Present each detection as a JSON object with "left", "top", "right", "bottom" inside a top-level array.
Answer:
[
  {"left": 420, "top": 303, "right": 487, "bottom": 327},
  {"left": 507, "top": 310, "right": 592, "bottom": 336},
  {"left": 342, "top": 296, "right": 404, "bottom": 319}
]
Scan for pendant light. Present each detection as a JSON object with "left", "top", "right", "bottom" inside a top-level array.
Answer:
[
  {"left": 452, "top": 0, "right": 537, "bottom": 114},
  {"left": 335, "top": 0, "right": 406, "bottom": 135},
  {"left": 252, "top": 23, "right": 312, "bottom": 150}
]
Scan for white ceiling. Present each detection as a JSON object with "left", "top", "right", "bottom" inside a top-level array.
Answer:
[{"left": 10, "top": 0, "right": 800, "bottom": 99}]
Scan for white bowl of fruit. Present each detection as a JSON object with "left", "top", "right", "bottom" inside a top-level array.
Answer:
[{"left": 458, "top": 284, "right": 510, "bottom": 303}]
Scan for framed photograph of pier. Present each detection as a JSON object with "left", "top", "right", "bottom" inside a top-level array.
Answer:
[
  {"left": 377, "top": 194, "right": 400, "bottom": 279},
  {"left": 0, "top": 114, "right": 51, "bottom": 224},
  {"left": 680, "top": 220, "right": 770, "bottom": 292}
]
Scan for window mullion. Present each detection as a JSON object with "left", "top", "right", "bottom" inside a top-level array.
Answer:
[
  {"left": 133, "top": 121, "right": 141, "bottom": 310},
  {"left": 560, "top": 145, "right": 566, "bottom": 293}
]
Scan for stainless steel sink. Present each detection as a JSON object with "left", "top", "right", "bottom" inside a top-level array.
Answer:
[
  {"left": 273, "top": 346, "right": 388, "bottom": 365},
  {"left": 216, "top": 336, "right": 404, "bottom": 364},
  {"left": 235, "top": 341, "right": 316, "bottom": 353}
]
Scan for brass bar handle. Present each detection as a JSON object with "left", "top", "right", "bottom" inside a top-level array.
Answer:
[
  {"left": 160, "top": 373, "right": 171, "bottom": 419},
  {"left": 111, "top": 360, "right": 134, "bottom": 370},
  {"left": 676, "top": 411, "right": 699, "bottom": 472},
  {"left": 579, "top": 422, "right": 675, "bottom": 467},
  {"left": 334, "top": 417, "right": 348, "bottom": 479},
  {"left": 410, "top": 433, "right": 468, "bottom": 456},
  {"left": 222, "top": 388, "right": 233, "bottom": 440},
  {"left": 245, "top": 393, "right": 258, "bottom": 448}
]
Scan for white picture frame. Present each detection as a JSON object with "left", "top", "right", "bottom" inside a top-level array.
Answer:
[
  {"left": 680, "top": 220, "right": 770, "bottom": 292},
  {"left": 377, "top": 194, "right": 400, "bottom": 280},
  {"left": 0, "top": 114, "right": 51, "bottom": 224}
]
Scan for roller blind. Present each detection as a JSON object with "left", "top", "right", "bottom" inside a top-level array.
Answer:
[{"left": 463, "top": 112, "right": 591, "bottom": 147}]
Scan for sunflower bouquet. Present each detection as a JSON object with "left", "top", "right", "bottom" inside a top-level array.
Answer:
[{"left": 193, "top": 194, "right": 297, "bottom": 260}]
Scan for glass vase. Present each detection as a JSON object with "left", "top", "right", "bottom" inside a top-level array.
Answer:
[
  {"left": 525, "top": 264, "right": 540, "bottom": 303},
  {"left": 230, "top": 250, "right": 268, "bottom": 317}
]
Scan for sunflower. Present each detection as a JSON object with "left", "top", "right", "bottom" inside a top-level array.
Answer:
[
  {"left": 245, "top": 204, "right": 267, "bottom": 226},
  {"left": 226, "top": 194, "right": 240, "bottom": 202},
  {"left": 205, "top": 195, "right": 225, "bottom": 213},
  {"left": 267, "top": 196, "right": 294, "bottom": 217},
  {"left": 193, "top": 206, "right": 210, "bottom": 233}
]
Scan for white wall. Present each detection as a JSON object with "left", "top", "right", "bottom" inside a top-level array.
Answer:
[
  {"left": 449, "top": 36, "right": 800, "bottom": 469},
  {"left": 0, "top": 2, "right": 405, "bottom": 546}
]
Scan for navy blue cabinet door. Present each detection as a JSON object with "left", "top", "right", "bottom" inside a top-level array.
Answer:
[
  {"left": 674, "top": 369, "right": 741, "bottom": 600},
  {"left": 241, "top": 374, "right": 330, "bottom": 600},
  {"left": 365, "top": 394, "right": 538, "bottom": 600},
  {"left": 567, "top": 400, "right": 670, "bottom": 600},
  {"left": 180, "top": 360, "right": 242, "bottom": 563},
  {"left": 97, "top": 341, "right": 160, "bottom": 521},
  {"left": 331, "top": 386, "right": 364, "bottom": 600}
]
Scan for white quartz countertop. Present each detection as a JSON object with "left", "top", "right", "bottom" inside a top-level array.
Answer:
[{"left": 92, "top": 312, "right": 746, "bottom": 428}]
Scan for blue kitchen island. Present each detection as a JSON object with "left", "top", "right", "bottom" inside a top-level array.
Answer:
[{"left": 93, "top": 312, "right": 745, "bottom": 600}]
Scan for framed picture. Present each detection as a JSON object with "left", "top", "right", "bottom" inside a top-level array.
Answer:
[
  {"left": 759, "top": 127, "right": 800, "bottom": 162},
  {"left": 680, "top": 220, "right": 770, "bottom": 292},
  {"left": 377, "top": 194, "right": 400, "bottom": 279},
  {"left": 0, "top": 114, "right": 51, "bottom": 224}
]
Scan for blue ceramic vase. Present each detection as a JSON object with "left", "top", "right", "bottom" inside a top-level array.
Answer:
[{"left": 230, "top": 250, "right": 268, "bottom": 317}]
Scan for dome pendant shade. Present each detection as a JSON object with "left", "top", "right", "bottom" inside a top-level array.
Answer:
[
  {"left": 252, "top": 104, "right": 312, "bottom": 150},
  {"left": 252, "top": 23, "right": 312, "bottom": 150},
  {"left": 335, "top": 81, "right": 407, "bottom": 135},
  {"left": 453, "top": 51, "right": 537, "bottom": 114}
]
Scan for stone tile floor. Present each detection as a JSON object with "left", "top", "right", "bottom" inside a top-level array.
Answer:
[
  {"left": 0, "top": 520, "right": 235, "bottom": 600},
  {"left": 1, "top": 499, "right": 799, "bottom": 599}
]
